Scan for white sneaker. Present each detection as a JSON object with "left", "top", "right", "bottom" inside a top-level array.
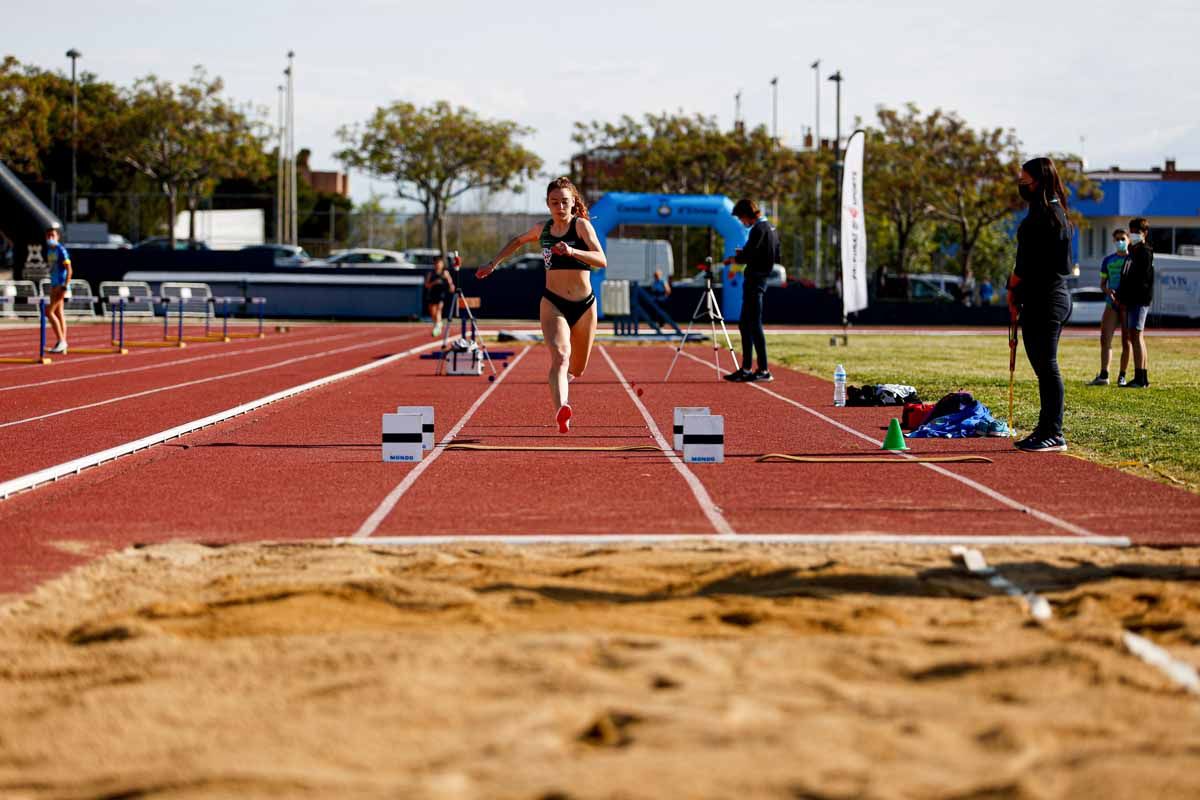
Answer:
[{"left": 48, "top": 341, "right": 67, "bottom": 354}]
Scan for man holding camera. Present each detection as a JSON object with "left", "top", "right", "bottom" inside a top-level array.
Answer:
[{"left": 723, "top": 198, "right": 780, "bottom": 383}]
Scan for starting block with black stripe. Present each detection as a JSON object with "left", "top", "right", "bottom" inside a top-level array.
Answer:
[
  {"left": 382, "top": 413, "right": 424, "bottom": 462},
  {"left": 396, "top": 405, "right": 434, "bottom": 450},
  {"left": 682, "top": 412, "right": 724, "bottom": 464},
  {"left": 673, "top": 407, "right": 710, "bottom": 451}
]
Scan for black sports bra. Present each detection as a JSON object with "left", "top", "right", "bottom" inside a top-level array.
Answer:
[{"left": 539, "top": 218, "right": 591, "bottom": 271}]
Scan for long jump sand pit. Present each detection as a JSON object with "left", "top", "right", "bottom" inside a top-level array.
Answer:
[{"left": 2, "top": 541, "right": 1198, "bottom": 799}]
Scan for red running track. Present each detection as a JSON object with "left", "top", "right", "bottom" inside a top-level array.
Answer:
[{"left": 1, "top": 332, "right": 1198, "bottom": 595}]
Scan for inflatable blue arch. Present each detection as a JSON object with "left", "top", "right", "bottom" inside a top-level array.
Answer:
[{"left": 588, "top": 193, "right": 750, "bottom": 321}]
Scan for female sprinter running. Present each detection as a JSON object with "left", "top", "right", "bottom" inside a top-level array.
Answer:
[{"left": 476, "top": 177, "right": 607, "bottom": 433}]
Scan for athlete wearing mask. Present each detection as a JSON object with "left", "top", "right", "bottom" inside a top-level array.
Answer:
[
  {"left": 477, "top": 177, "right": 607, "bottom": 433},
  {"left": 1088, "top": 229, "right": 1132, "bottom": 386},
  {"left": 44, "top": 227, "right": 72, "bottom": 354},
  {"left": 1008, "top": 157, "right": 1073, "bottom": 452}
]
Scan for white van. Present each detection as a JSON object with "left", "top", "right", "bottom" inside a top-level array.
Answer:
[{"left": 604, "top": 238, "right": 674, "bottom": 284}]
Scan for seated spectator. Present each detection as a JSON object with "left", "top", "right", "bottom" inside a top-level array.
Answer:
[{"left": 650, "top": 269, "right": 671, "bottom": 301}]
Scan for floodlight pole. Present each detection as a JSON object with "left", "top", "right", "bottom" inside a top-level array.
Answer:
[
  {"left": 276, "top": 84, "right": 285, "bottom": 244},
  {"left": 828, "top": 69, "right": 843, "bottom": 287},
  {"left": 812, "top": 58, "right": 821, "bottom": 287},
  {"left": 66, "top": 48, "right": 81, "bottom": 223},
  {"left": 286, "top": 51, "right": 297, "bottom": 246}
]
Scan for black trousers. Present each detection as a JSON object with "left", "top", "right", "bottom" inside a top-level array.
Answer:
[
  {"left": 739, "top": 279, "right": 768, "bottom": 371},
  {"left": 1020, "top": 292, "right": 1071, "bottom": 437}
]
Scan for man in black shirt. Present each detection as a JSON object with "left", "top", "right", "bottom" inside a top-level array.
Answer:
[
  {"left": 723, "top": 198, "right": 780, "bottom": 382},
  {"left": 1117, "top": 217, "right": 1154, "bottom": 388}
]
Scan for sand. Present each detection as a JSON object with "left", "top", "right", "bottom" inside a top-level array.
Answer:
[{"left": 1, "top": 541, "right": 1198, "bottom": 800}]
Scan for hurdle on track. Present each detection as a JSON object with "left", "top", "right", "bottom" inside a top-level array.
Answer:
[
  {"left": 65, "top": 294, "right": 130, "bottom": 355},
  {"left": 215, "top": 297, "right": 268, "bottom": 339},
  {"left": 117, "top": 295, "right": 187, "bottom": 349},
  {"left": 0, "top": 296, "right": 52, "bottom": 365}
]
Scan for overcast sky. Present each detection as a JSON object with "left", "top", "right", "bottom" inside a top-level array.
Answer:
[{"left": 9, "top": 0, "right": 1200, "bottom": 211}]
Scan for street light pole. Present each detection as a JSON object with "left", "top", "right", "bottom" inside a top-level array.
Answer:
[
  {"left": 66, "top": 48, "right": 81, "bottom": 224},
  {"left": 276, "top": 84, "right": 285, "bottom": 245},
  {"left": 734, "top": 90, "right": 742, "bottom": 130},
  {"left": 286, "top": 51, "right": 297, "bottom": 247},
  {"left": 770, "top": 76, "right": 779, "bottom": 223},
  {"left": 828, "top": 70, "right": 844, "bottom": 285},
  {"left": 811, "top": 58, "right": 821, "bottom": 286}
]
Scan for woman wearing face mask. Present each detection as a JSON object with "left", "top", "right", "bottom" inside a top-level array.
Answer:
[
  {"left": 1007, "top": 157, "right": 1073, "bottom": 452},
  {"left": 1089, "top": 229, "right": 1132, "bottom": 386},
  {"left": 44, "top": 227, "right": 73, "bottom": 354},
  {"left": 476, "top": 177, "right": 606, "bottom": 433}
]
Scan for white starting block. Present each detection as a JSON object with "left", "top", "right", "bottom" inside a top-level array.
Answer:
[
  {"left": 382, "top": 413, "right": 424, "bottom": 462},
  {"left": 682, "top": 413, "right": 724, "bottom": 464},
  {"left": 673, "top": 407, "right": 710, "bottom": 451},
  {"left": 396, "top": 405, "right": 434, "bottom": 450},
  {"left": 446, "top": 338, "right": 483, "bottom": 375}
]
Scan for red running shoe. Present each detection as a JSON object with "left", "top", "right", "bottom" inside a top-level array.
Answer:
[{"left": 556, "top": 404, "right": 572, "bottom": 434}]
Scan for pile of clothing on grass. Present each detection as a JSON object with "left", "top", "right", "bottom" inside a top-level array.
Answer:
[
  {"left": 847, "top": 384, "right": 1010, "bottom": 439},
  {"left": 903, "top": 391, "right": 1010, "bottom": 438}
]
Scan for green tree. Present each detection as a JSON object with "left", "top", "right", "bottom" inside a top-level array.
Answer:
[
  {"left": 112, "top": 68, "right": 267, "bottom": 246},
  {"left": 336, "top": 101, "right": 542, "bottom": 257},
  {"left": 0, "top": 56, "right": 52, "bottom": 174},
  {"left": 866, "top": 105, "right": 944, "bottom": 274},
  {"left": 571, "top": 112, "right": 810, "bottom": 203}
]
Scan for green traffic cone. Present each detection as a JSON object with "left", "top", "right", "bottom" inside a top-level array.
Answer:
[{"left": 882, "top": 418, "right": 909, "bottom": 451}]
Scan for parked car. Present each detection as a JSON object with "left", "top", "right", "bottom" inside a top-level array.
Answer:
[
  {"left": 402, "top": 248, "right": 444, "bottom": 267},
  {"left": 502, "top": 253, "right": 548, "bottom": 270},
  {"left": 133, "top": 236, "right": 209, "bottom": 251},
  {"left": 876, "top": 272, "right": 963, "bottom": 303},
  {"left": 240, "top": 244, "right": 311, "bottom": 266},
  {"left": 673, "top": 264, "right": 786, "bottom": 287},
  {"left": 326, "top": 248, "right": 415, "bottom": 267},
  {"left": 1069, "top": 286, "right": 1106, "bottom": 325}
]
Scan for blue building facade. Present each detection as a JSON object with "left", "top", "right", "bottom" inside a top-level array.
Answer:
[{"left": 1072, "top": 163, "right": 1200, "bottom": 281}]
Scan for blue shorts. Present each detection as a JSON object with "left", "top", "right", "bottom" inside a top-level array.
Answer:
[
  {"left": 50, "top": 271, "right": 68, "bottom": 288},
  {"left": 1123, "top": 305, "right": 1150, "bottom": 331}
]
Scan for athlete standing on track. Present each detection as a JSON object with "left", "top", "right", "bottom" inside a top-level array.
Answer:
[
  {"left": 45, "top": 227, "right": 72, "bottom": 355},
  {"left": 476, "top": 177, "right": 607, "bottom": 433},
  {"left": 1008, "top": 157, "right": 1073, "bottom": 453}
]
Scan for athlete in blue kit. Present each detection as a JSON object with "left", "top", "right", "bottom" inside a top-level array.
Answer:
[
  {"left": 476, "top": 177, "right": 607, "bottom": 433},
  {"left": 45, "top": 227, "right": 72, "bottom": 354}
]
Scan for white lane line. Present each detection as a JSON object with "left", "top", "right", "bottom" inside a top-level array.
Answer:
[
  {"left": 0, "top": 331, "right": 423, "bottom": 430},
  {"left": 0, "top": 339, "right": 442, "bottom": 500},
  {"left": 1123, "top": 632, "right": 1200, "bottom": 696},
  {"left": 599, "top": 346, "right": 735, "bottom": 536},
  {"left": 952, "top": 546, "right": 1053, "bottom": 620},
  {"left": 341, "top": 534, "right": 1130, "bottom": 546},
  {"left": 0, "top": 329, "right": 365, "bottom": 393},
  {"left": 352, "top": 346, "right": 532, "bottom": 540},
  {"left": 952, "top": 545, "right": 1199, "bottom": 696},
  {"left": 679, "top": 349, "right": 1098, "bottom": 538}
]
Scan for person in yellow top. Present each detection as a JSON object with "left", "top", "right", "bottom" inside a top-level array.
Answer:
[{"left": 44, "top": 227, "right": 73, "bottom": 354}]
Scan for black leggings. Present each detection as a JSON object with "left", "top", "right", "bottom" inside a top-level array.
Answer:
[
  {"left": 739, "top": 280, "right": 768, "bottom": 371},
  {"left": 1021, "top": 294, "right": 1071, "bottom": 437}
]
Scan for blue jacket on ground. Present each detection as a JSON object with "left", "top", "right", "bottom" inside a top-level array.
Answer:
[{"left": 907, "top": 397, "right": 1009, "bottom": 438}]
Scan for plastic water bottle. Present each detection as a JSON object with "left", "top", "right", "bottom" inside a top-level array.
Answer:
[{"left": 833, "top": 364, "right": 847, "bottom": 407}]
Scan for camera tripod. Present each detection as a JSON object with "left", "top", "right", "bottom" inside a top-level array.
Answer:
[
  {"left": 436, "top": 251, "right": 498, "bottom": 376},
  {"left": 664, "top": 257, "right": 740, "bottom": 382}
]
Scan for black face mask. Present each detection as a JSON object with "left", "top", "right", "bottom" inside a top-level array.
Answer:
[{"left": 1018, "top": 184, "right": 1036, "bottom": 203}]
